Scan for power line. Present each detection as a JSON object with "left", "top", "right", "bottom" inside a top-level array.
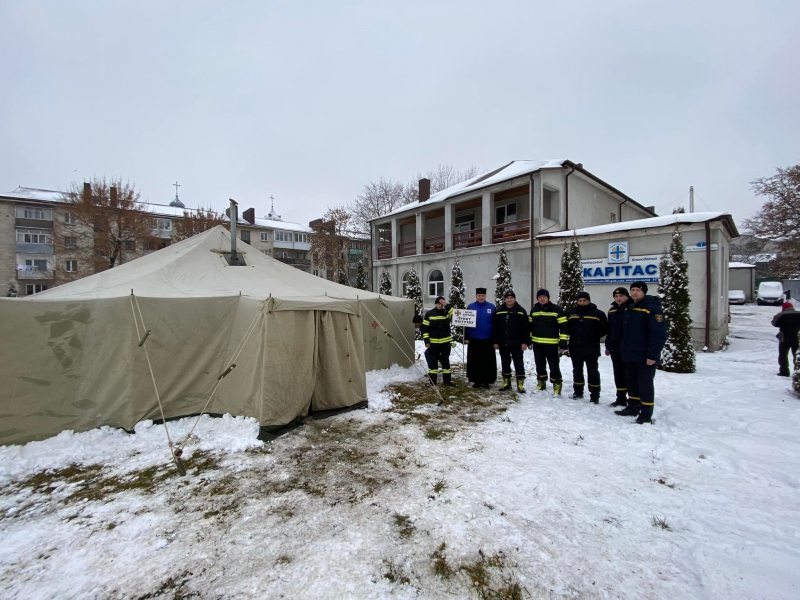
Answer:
[{"left": 657, "top": 191, "right": 689, "bottom": 214}]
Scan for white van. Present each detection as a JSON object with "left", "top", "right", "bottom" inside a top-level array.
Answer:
[{"left": 757, "top": 281, "right": 785, "bottom": 306}]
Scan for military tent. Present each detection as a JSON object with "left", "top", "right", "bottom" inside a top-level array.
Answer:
[{"left": 0, "top": 226, "right": 414, "bottom": 446}]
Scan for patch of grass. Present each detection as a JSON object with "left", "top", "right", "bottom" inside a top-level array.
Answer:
[
  {"left": 393, "top": 513, "right": 416, "bottom": 537},
  {"left": 653, "top": 477, "right": 677, "bottom": 489},
  {"left": 134, "top": 570, "right": 198, "bottom": 599},
  {"left": 432, "top": 478, "right": 447, "bottom": 494},
  {"left": 382, "top": 559, "right": 411, "bottom": 585},
  {"left": 652, "top": 515, "right": 672, "bottom": 531},
  {"left": 424, "top": 427, "right": 447, "bottom": 440},
  {"left": 275, "top": 555, "right": 292, "bottom": 565},
  {"left": 431, "top": 542, "right": 455, "bottom": 580},
  {"left": 459, "top": 550, "right": 526, "bottom": 600},
  {"left": 484, "top": 502, "right": 495, "bottom": 511}
]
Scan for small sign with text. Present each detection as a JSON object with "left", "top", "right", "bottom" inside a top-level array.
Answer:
[{"left": 452, "top": 309, "right": 477, "bottom": 327}]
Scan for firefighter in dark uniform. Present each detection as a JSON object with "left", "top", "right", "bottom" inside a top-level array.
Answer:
[
  {"left": 565, "top": 291, "right": 608, "bottom": 403},
  {"left": 422, "top": 296, "right": 455, "bottom": 386},
  {"left": 529, "top": 289, "right": 568, "bottom": 395},
  {"left": 772, "top": 302, "right": 800, "bottom": 376},
  {"left": 615, "top": 281, "right": 667, "bottom": 424},
  {"left": 492, "top": 290, "right": 529, "bottom": 392},
  {"left": 605, "top": 287, "right": 634, "bottom": 407}
]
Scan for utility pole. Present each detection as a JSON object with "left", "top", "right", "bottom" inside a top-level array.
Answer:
[{"left": 689, "top": 186, "right": 695, "bottom": 213}]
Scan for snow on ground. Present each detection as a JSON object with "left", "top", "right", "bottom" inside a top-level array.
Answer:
[{"left": 1, "top": 305, "right": 799, "bottom": 599}]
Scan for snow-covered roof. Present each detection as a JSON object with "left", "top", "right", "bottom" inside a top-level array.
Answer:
[
  {"left": 537, "top": 211, "right": 739, "bottom": 239},
  {"left": 0, "top": 186, "right": 63, "bottom": 203},
  {"left": 729, "top": 262, "right": 756, "bottom": 269}
]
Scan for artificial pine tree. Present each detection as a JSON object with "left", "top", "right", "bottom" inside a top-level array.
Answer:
[
  {"left": 355, "top": 260, "right": 368, "bottom": 291},
  {"left": 658, "top": 230, "right": 696, "bottom": 373},
  {"left": 405, "top": 267, "right": 424, "bottom": 340},
  {"left": 378, "top": 270, "right": 392, "bottom": 295},
  {"left": 494, "top": 247, "right": 513, "bottom": 306},
  {"left": 557, "top": 236, "right": 584, "bottom": 311},
  {"left": 449, "top": 257, "right": 466, "bottom": 342},
  {"left": 337, "top": 270, "right": 350, "bottom": 286},
  {"left": 793, "top": 347, "right": 800, "bottom": 395}
]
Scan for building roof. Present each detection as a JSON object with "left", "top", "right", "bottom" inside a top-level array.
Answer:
[
  {"left": 370, "top": 159, "right": 657, "bottom": 221},
  {"left": 729, "top": 262, "right": 756, "bottom": 269},
  {"left": 536, "top": 211, "right": 740, "bottom": 240}
]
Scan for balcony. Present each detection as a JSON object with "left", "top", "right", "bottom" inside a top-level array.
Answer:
[
  {"left": 377, "top": 245, "right": 392, "bottom": 260},
  {"left": 492, "top": 219, "right": 530, "bottom": 244},
  {"left": 398, "top": 241, "right": 416, "bottom": 257},
  {"left": 275, "top": 257, "right": 311, "bottom": 266},
  {"left": 453, "top": 229, "right": 482, "bottom": 249},
  {"left": 16, "top": 269, "right": 55, "bottom": 280},
  {"left": 423, "top": 235, "right": 445, "bottom": 254}
]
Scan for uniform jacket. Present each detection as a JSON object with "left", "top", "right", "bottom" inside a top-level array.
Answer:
[
  {"left": 620, "top": 294, "right": 667, "bottom": 364},
  {"left": 465, "top": 301, "right": 495, "bottom": 341},
  {"left": 422, "top": 304, "right": 453, "bottom": 344},
  {"left": 529, "top": 301, "right": 569, "bottom": 348},
  {"left": 565, "top": 303, "right": 609, "bottom": 358},
  {"left": 605, "top": 298, "right": 634, "bottom": 353},
  {"left": 492, "top": 302, "right": 529, "bottom": 346},
  {"left": 772, "top": 306, "right": 800, "bottom": 344}
]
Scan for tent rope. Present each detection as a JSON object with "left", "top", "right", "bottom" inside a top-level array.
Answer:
[
  {"left": 377, "top": 296, "right": 417, "bottom": 358},
  {"left": 357, "top": 299, "right": 447, "bottom": 405}
]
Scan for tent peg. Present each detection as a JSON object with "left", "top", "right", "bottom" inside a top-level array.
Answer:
[
  {"left": 218, "top": 363, "right": 237, "bottom": 380},
  {"left": 138, "top": 330, "right": 151, "bottom": 347}
]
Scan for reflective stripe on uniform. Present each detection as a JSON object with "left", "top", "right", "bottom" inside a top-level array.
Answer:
[
  {"left": 640, "top": 401, "right": 654, "bottom": 406},
  {"left": 428, "top": 337, "right": 452, "bottom": 344},
  {"left": 632, "top": 307, "right": 650, "bottom": 314},
  {"left": 585, "top": 316, "right": 600, "bottom": 321},
  {"left": 531, "top": 337, "right": 559, "bottom": 344},
  {"left": 557, "top": 317, "right": 568, "bottom": 324},
  {"left": 532, "top": 311, "right": 560, "bottom": 317}
]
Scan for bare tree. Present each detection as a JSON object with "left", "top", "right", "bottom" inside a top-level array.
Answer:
[
  {"left": 54, "top": 178, "right": 153, "bottom": 279},
  {"left": 742, "top": 165, "right": 800, "bottom": 278},
  {"left": 310, "top": 207, "right": 352, "bottom": 280},
  {"left": 730, "top": 235, "right": 768, "bottom": 264},
  {"left": 349, "top": 178, "right": 406, "bottom": 236},
  {"left": 174, "top": 206, "right": 225, "bottom": 240}
]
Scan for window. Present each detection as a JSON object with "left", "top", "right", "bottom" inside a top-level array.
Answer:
[
  {"left": 455, "top": 211, "right": 475, "bottom": 233},
  {"left": 295, "top": 251, "right": 306, "bottom": 259},
  {"left": 495, "top": 203, "right": 517, "bottom": 225},
  {"left": 428, "top": 270, "right": 444, "bottom": 298},
  {"left": 154, "top": 218, "right": 172, "bottom": 231},
  {"left": 274, "top": 231, "right": 291, "bottom": 242},
  {"left": 402, "top": 271, "right": 411, "bottom": 297},
  {"left": 26, "top": 284, "right": 48, "bottom": 295},
  {"left": 65, "top": 236, "right": 77, "bottom": 248},
  {"left": 542, "top": 188, "right": 559, "bottom": 221},
  {"left": 25, "top": 259, "right": 48, "bottom": 271},
  {"left": 16, "top": 206, "right": 53, "bottom": 220},
  {"left": 65, "top": 260, "right": 77, "bottom": 272},
  {"left": 277, "top": 251, "right": 290, "bottom": 258},
  {"left": 241, "top": 230, "right": 250, "bottom": 244},
  {"left": 124, "top": 240, "right": 135, "bottom": 251},
  {"left": 64, "top": 212, "right": 74, "bottom": 225},
  {"left": 16, "top": 229, "right": 52, "bottom": 244},
  {"left": 313, "top": 269, "right": 322, "bottom": 277},
  {"left": 294, "top": 233, "right": 308, "bottom": 243},
  {"left": 260, "top": 231, "right": 269, "bottom": 242},
  {"left": 610, "top": 213, "right": 617, "bottom": 223}
]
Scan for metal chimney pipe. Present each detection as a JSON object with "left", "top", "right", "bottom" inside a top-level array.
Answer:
[
  {"left": 689, "top": 186, "right": 694, "bottom": 213},
  {"left": 229, "top": 199, "right": 239, "bottom": 261}
]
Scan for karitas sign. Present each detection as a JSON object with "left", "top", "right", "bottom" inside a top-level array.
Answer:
[
  {"left": 581, "top": 255, "right": 660, "bottom": 285},
  {"left": 452, "top": 309, "right": 477, "bottom": 327}
]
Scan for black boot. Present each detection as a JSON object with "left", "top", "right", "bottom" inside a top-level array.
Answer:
[
  {"left": 590, "top": 395, "right": 600, "bottom": 404},
  {"left": 615, "top": 402, "right": 640, "bottom": 417},
  {"left": 443, "top": 373, "right": 456, "bottom": 387},
  {"left": 570, "top": 393, "right": 584, "bottom": 400},
  {"left": 499, "top": 376, "right": 512, "bottom": 391},
  {"left": 635, "top": 405, "right": 653, "bottom": 424},
  {"left": 471, "top": 382, "right": 482, "bottom": 389},
  {"left": 428, "top": 373, "right": 438, "bottom": 385},
  {"left": 536, "top": 378, "right": 547, "bottom": 391}
]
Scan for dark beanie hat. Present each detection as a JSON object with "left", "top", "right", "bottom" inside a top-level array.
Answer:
[
  {"left": 630, "top": 281, "right": 648, "bottom": 294},
  {"left": 504, "top": 290, "right": 516, "bottom": 298},
  {"left": 536, "top": 289, "right": 550, "bottom": 299},
  {"left": 412, "top": 315, "right": 422, "bottom": 323},
  {"left": 476, "top": 287, "right": 487, "bottom": 295},
  {"left": 576, "top": 291, "right": 591, "bottom": 301},
  {"left": 435, "top": 295, "right": 446, "bottom": 304},
  {"left": 613, "top": 286, "right": 630, "bottom": 298}
]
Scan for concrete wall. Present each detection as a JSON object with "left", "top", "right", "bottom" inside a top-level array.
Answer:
[
  {"left": 0, "top": 199, "right": 15, "bottom": 296},
  {"left": 538, "top": 221, "right": 732, "bottom": 351},
  {"left": 729, "top": 268, "right": 755, "bottom": 302}
]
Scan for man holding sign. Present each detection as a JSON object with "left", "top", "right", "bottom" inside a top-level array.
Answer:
[{"left": 464, "top": 287, "right": 497, "bottom": 389}]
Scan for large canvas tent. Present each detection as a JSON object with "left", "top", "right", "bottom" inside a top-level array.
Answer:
[{"left": 0, "top": 226, "right": 414, "bottom": 446}]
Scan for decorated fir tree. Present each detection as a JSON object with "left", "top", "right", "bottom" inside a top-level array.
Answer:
[
  {"left": 378, "top": 269, "right": 392, "bottom": 295},
  {"left": 355, "top": 260, "right": 368, "bottom": 291},
  {"left": 448, "top": 257, "right": 466, "bottom": 342},
  {"left": 658, "top": 230, "right": 696, "bottom": 373},
  {"left": 405, "top": 267, "right": 424, "bottom": 340},
  {"left": 494, "top": 247, "right": 513, "bottom": 306},
  {"left": 794, "top": 348, "right": 800, "bottom": 395},
  {"left": 337, "top": 270, "right": 350, "bottom": 286},
  {"left": 557, "top": 236, "right": 584, "bottom": 311}
]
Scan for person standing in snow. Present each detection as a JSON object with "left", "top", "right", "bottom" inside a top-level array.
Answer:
[
  {"left": 615, "top": 281, "right": 667, "bottom": 424},
  {"left": 492, "top": 290, "right": 529, "bottom": 392},
  {"left": 605, "top": 287, "right": 634, "bottom": 407},
  {"left": 422, "top": 296, "right": 455, "bottom": 386},
  {"left": 529, "top": 289, "right": 568, "bottom": 395},
  {"left": 465, "top": 287, "right": 497, "bottom": 389},
  {"left": 565, "top": 291, "right": 608, "bottom": 403},
  {"left": 772, "top": 301, "right": 800, "bottom": 377}
]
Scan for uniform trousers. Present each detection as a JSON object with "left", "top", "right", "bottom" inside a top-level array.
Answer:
[
  {"left": 778, "top": 340, "right": 799, "bottom": 376},
  {"left": 532, "top": 344, "right": 562, "bottom": 382},
  {"left": 571, "top": 354, "right": 600, "bottom": 397},
  {"left": 609, "top": 351, "right": 628, "bottom": 402},
  {"left": 625, "top": 362, "right": 657, "bottom": 418},
  {"left": 498, "top": 344, "right": 525, "bottom": 379},
  {"left": 426, "top": 343, "right": 451, "bottom": 382}
]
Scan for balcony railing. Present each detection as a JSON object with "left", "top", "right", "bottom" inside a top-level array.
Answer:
[
  {"left": 16, "top": 269, "right": 55, "bottom": 280},
  {"left": 453, "top": 229, "right": 482, "bottom": 249},
  {"left": 492, "top": 219, "right": 530, "bottom": 244},
  {"left": 275, "top": 257, "right": 311, "bottom": 266},
  {"left": 398, "top": 240, "right": 416, "bottom": 257},
  {"left": 423, "top": 235, "right": 445, "bottom": 254},
  {"left": 377, "top": 245, "right": 392, "bottom": 260}
]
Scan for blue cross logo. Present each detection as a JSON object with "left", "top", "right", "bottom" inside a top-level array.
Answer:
[
  {"left": 610, "top": 245, "right": 625, "bottom": 260},
  {"left": 608, "top": 241, "right": 628, "bottom": 263}
]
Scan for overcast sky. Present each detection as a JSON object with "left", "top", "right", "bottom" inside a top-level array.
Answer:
[{"left": 1, "top": 0, "right": 798, "bottom": 229}]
